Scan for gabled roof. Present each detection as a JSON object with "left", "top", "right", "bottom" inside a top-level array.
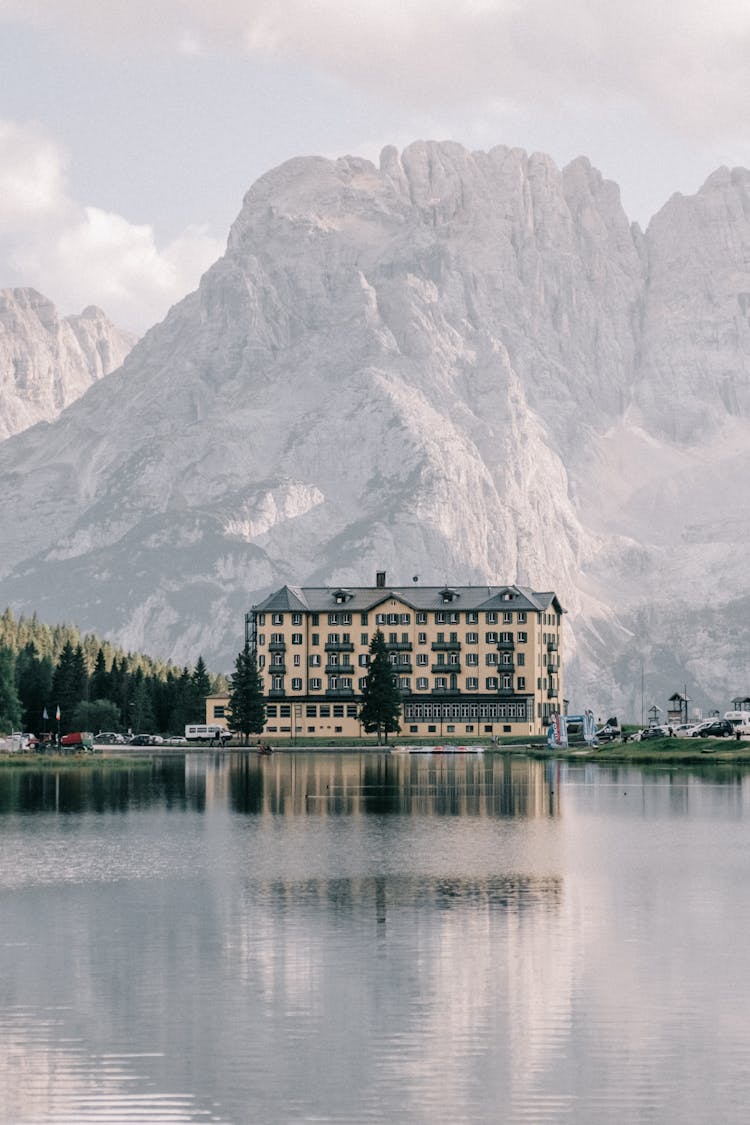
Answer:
[{"left": 252, "top": 583, "right": 565, "bottom": 615}]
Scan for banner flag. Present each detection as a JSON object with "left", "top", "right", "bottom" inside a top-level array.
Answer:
[
  {"left": 55, "top": 705, "right": 61, "bottom": 721},
  {"left": 43, "top": 707, "right": 48, "bottom": 720}
]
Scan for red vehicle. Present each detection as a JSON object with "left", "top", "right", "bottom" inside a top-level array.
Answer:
[{"left": 60, "top": 731, "right": 94, "bottom": 751}]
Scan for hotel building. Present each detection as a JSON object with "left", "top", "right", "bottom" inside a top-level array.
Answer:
[{"left": 211, "top": 574, "right": 564, "bottom": 741}]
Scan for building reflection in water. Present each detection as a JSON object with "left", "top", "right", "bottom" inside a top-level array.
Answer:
[{"left": 225, "top": 751, "right": 561, "bottom": 818}]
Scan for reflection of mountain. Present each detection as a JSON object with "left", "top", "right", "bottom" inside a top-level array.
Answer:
[{"left": 225, "top": 752, "right": 559, "bottom": 817}]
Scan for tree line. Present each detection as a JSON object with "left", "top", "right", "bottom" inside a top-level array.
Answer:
[{"left": 0, "top": 608, "right": 225, "bottom": 736}]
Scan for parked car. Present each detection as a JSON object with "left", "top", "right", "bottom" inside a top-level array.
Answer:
[
  {"left": 95, "top": 731, "right": 126, "bottom": 744},
  {"left": 692, "top": 720, "right": 734, "bottom": 738},
  {"left": 595, "top": 723, "right": 622, "bottom": 742},
  {"left": 60, "top": 731, "right": 94, "bottom": 751},
  {"left": 631, "top": 727, "right": 666, "bottom": 742},
  {"left": 129, "top": 734, "right": 159, "bottom": 746},
  {"left": 673, "top": 723, "right": 702, "bottom": 738}
]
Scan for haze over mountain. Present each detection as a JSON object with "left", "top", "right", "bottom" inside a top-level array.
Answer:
[
  {"left": 0, "top": 289, "right": 136, "bottom": 441},
  {"left": 0, "top": 141, "right": 748, "bottom": 717}
]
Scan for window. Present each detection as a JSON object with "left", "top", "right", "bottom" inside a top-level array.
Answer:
[
  {"left": 449, "top": 631, "right": 458, "bottom": 642},
  {"left": 272, "top": 613, "right": 284, "bottom": 625},
  {"left": 400, "top": 614, "right": 411, "bottom": 625},
  {"left": 485, "top": 631, "right": 498, "bottom": 643},
  {"left": 271, "top": 654, "right": 284, "bottom": 667},
  {"left": 257, "top": 613, "right": 266, "bottom": 625},
  {"left": 416, "top": 612, "right": 427, "bottom": 624},
  {"left": 436, "top": 631, "right": 444, "bottom": 643},
  {"left": 485, "top": 652, "right": 498, "bottom": 665},
  {"left": 361, "top": 633, "right": 369, "bottom": 646},
  {"left": 503, "top": 611, "right": 513, "bottom": 623},
  {"left": 272, "top": 675, "right": 283, "bottom": 690},
  {"left": 434, "top": 676, "right": 447, "bottom": 689},
  {"left": 340, "top": 676, "right": 352, "bottom": 688},
  {"left": 376, "top": 613, "right": 385, "bottom": 625},
  {"left": 501, "top": 653, "right": 513, "bottom": 666},
  {"left": 388, "top": 613, "right": 399, "bottom": 625},
  {"left": 311, "top": 634, "right": 319, "bottom": 646},
  {"left": 328, "top": 632, "right": 340, "bottom": 644},
  {"left": 400, "top": 653, "right": 410, "bottom": 665},
  {"left": 466, "top": 652, "right": 478, "bottom": 665},
  {"left": 502, "top": 674, "right": 512, "bottom": 689},
  {"left": 292, "top": 612, "right": 302, "bottom": 625},
  {"left": 389, "top": 632, "right": 398, "bottom": 643},
  {"left": 360, "top": 612, "right": 368, "bottom": 625},
  {"left": 311, "top": 613, "right": 319, "bottom": 626},
  {"left": 258, "top": 634, "right": 265, "bottom": 646},
  {"left": 342, "top": 613, "right": 351, "bottom": 624},
  {"left": 293, "top": 654, "right": 301, "bottom": 666},
  {"left": 266, "top": 705, "right": 278, "bottom": 717},
  {"left": 449, "top": 653, "right": 460, "bottom": 666},
  {"left": 401, "top": 631, "right": 409, "bottom": 643},
  {"left": 359, "top": 653, "right": 370, "bottom": 666},
  {"left": 486, "top": 612, "right": 497, "bottom": 624},
  {"left": 271, "top": 632, "right": 284, "bottom": 644},
  {"left": 328, "top": 676, "right": 338, "bottom": 689},
  {"left": 486, "top": 676, "right": 498, "bottom": 690},
  {"left": 436, "top": 611, "right": 446, "bottom": 623},
  {"left": 310, "top": 677, "right": 321, "bottom": 691},
  {"left": 418, "top": 632, "right": 427, "bottom": 645},
  {"left": 416, "top": 677, "right": 428, "bottom": 690},
  {"left": 213, "top": 706, "right": 225, "bottom": 718},
  {"left": 466, "top": 677, "right": 479, "bottom": 690},
  {"left": 449, "top": 613, "right": 460, "bottom": 624},
  {"left": 399, "top": 677, "right": 411, "bottom": 690},
  {"left": 517, "top": 631, "right": 528, "bottom": 643},
  {"left": 517, "top": 676, "right": 526, "bottom": 690},
  {"left": 517, "top": 612, "right": 527, "bottom": 623},
  {"left": 416, "top": 653, "right": 428, "bottom": 666},
  {"left": 358, "top": 677, "right": 368, "bottom": 690},
  {"left": 280, "top": 704, "right": 291, "bottom": 717},
  {"left": 292, "top": 633, "right": 303, "bottom": 644},
  {"left": 328, "top": 613, "right": 339, "bottom": 625},
  {"left": 346, "top": 705, "right": 358, "bottom": 718},
  {"left": 258, "top": 655, "right": 265, "bottom": 668},
  {"left": 306, "top": 705, "right": 317, "bottom": 717},
  {"left": 466, "top": 611, "right": 478, "bottom": 624},
  {"left": 333, "top": 705, "right": 344, "bottom": 717},
  {"left": 309, "top": 654, "right": 321, "bottom": 666},
  {"left": 291, "top": 677, "right": 302, "bottom": 691},
  {"left": 466, "top": 632, "right": 478, "bottom": 644},
  {"left": 319, "top": 705, "right": 330, "bottom": 717}
]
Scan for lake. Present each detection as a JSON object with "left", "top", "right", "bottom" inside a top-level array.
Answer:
[{"left": 1, "top": 751, "right": 749, "bottom": 1123}]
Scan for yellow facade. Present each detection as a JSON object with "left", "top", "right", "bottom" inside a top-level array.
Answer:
[{"left": 223, "top": 579, "right": 564, "bottom": 741}]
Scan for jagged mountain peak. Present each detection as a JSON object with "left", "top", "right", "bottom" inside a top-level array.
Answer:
[{"left": 0, "top": 143, "right": 747, "bottom": 718}]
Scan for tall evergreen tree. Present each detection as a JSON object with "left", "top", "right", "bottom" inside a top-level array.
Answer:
[
  {"left": 227, "top": 644, "right": 265, "bottom": 744},
  {"left": 358, "top": 630, "right": 402, "bottom": 744},
  {"left": 0, "top": 647, "right": 22, "bottom": 732},
  {"left": 51, "top": 641, "right": 88, "bottom": 733},
  {"left": 15, "top": 642, "right": 53, "bottom": 733},
  {"left": 90, "top": 647, "right": 110, "bottom": 702},
  {"left": 187, "top": 655, "right": 212, "bottom": 723}
]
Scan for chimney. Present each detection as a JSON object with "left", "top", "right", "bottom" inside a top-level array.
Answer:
[{"left": 376, "top": 570, "right": 386, "bottom": 588}]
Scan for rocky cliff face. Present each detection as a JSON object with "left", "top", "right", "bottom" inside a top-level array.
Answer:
[
  {"left": 0, "top": 143, "right": 747, "bottom": 717},
  {"left": 0, "top": 289, "right": 136, "bottom": 441}
]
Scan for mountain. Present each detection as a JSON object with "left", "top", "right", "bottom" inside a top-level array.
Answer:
[
  {"left": 0, "top": 288, "right": 136, "bottom": 441},
  {"left": 0, "top": 142, "right": 748, "bottom": 718}
]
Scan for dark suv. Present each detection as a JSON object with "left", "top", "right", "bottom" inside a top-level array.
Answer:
[{"left": 693, "top": 720, "right": 734, "bottom": 738}]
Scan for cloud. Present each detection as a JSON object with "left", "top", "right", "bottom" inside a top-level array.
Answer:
[
  {"left": 3, "top": 1, "right": 750, "bottom": 139},
  {"left": 0, "top": 119, "right": 223, "bottom": 333}
]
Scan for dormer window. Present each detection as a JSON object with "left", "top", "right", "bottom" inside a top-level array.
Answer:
[
  {"left": 439, "top": 587, "right": 459, "bottom": 604},
  {"left": 333, "top": 588, "right": 352, "bottom": 604}
]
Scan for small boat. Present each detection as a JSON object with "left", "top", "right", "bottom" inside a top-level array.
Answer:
[{"left": 257, "top": 743, "right": 273, "bottom": 755}]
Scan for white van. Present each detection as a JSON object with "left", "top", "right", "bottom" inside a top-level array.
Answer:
[
  {"left": 724, "top": 712, "right": 750, "bottom": 735},
  {"left": 185, "top": 724, "right": 231, "bottom": 743}
]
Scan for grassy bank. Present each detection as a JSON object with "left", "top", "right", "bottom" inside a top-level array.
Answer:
[
  {"left": 0, "top": 753, "right": 151, "bottom": 768},
  {"left": 576, "top": 737, "right": 750, "bottom": 764}
]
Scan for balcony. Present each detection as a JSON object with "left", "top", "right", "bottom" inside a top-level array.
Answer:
[
  {"left": 384, "top": 641, "right": 412, "bottom": 651},
  {"left": 268, "top": 689, "right": 286, "bottom": 699},
  {"left": 497, "top": 686, "right": 515, "bottom": 695},
  {"left": 325, "top": 663, "right": 355, "bottom": 675},
  {"left": 498, "top": 663, "right": 515, "bottom": 674},
  {"left": 389, "top": 662, "right": 413, "bottom": 674},
  {"left": 497, "top": 640, "right": 515, "bottom": 651},
  {"left": 268, "top": 663, "right": 286, "bottom": 674},
  {"left": 325, "top": 688, "right": 355, "bottom": 697},
  {"left": 547, "top": 640, "right": 558, "bottom": 652},
  {"left": 325, "top": 641, "right": 354, "bottom": 652},
  {"left": 547, "top": 688, "right": 559, "bottom": 699},
  {"left": 431, "top": 664, "right": 461, "bottom": 674},
  {"left": 431, "top": 641, "right": 461, "bottom": 651},
  {"left": 269, "top": 641, "right": 286, "bottom": 652}
]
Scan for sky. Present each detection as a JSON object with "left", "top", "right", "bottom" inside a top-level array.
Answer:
[{"left": 2, "top": 0, "right": 750, "bottom": 334}]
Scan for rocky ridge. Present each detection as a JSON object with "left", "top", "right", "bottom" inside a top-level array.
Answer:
[
  {"left": 0, "top": 289, "right": 136, "bottom": 441},
  {"left": 0, "top": 143, "right": 747, "bottom": 717}
]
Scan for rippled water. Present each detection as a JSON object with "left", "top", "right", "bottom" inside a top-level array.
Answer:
[{"left": 1, "top": 752, "right": 750, "bottom": 1123}]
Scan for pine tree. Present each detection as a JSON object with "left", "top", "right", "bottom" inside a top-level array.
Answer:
[
  {"left": 0, "top": 647, "right": 22, "bottom": 732},
  {"left": 358, "top": 630, "right": 401, "bottom": 744},
  {"left": 186, "top": 655, "right": 212, "bottom": 723},
  {"left": 51, "top": 641, "right": 88, "bottom": 733},
  {"left": 90, "top": 648, "right": 110, "bottom": 702},
  {"left": 15, "top": 642, "right": 53, "bottom": 733},
  {"left": 227, "top": 643, "right": 265, "bottom": 744}
]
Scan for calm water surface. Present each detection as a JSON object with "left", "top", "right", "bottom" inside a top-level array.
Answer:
[{"left": 1, "top": 752, "right": 750, "bottom": 1123}]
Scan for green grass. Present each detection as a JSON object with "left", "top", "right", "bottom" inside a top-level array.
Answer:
[{"left": 0, "top": 753, "right": 151, "bottom": 768}]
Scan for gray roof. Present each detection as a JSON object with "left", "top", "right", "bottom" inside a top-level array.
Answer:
[{"left": 253, "top": 583, "right": 565, "bottom": 615}]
